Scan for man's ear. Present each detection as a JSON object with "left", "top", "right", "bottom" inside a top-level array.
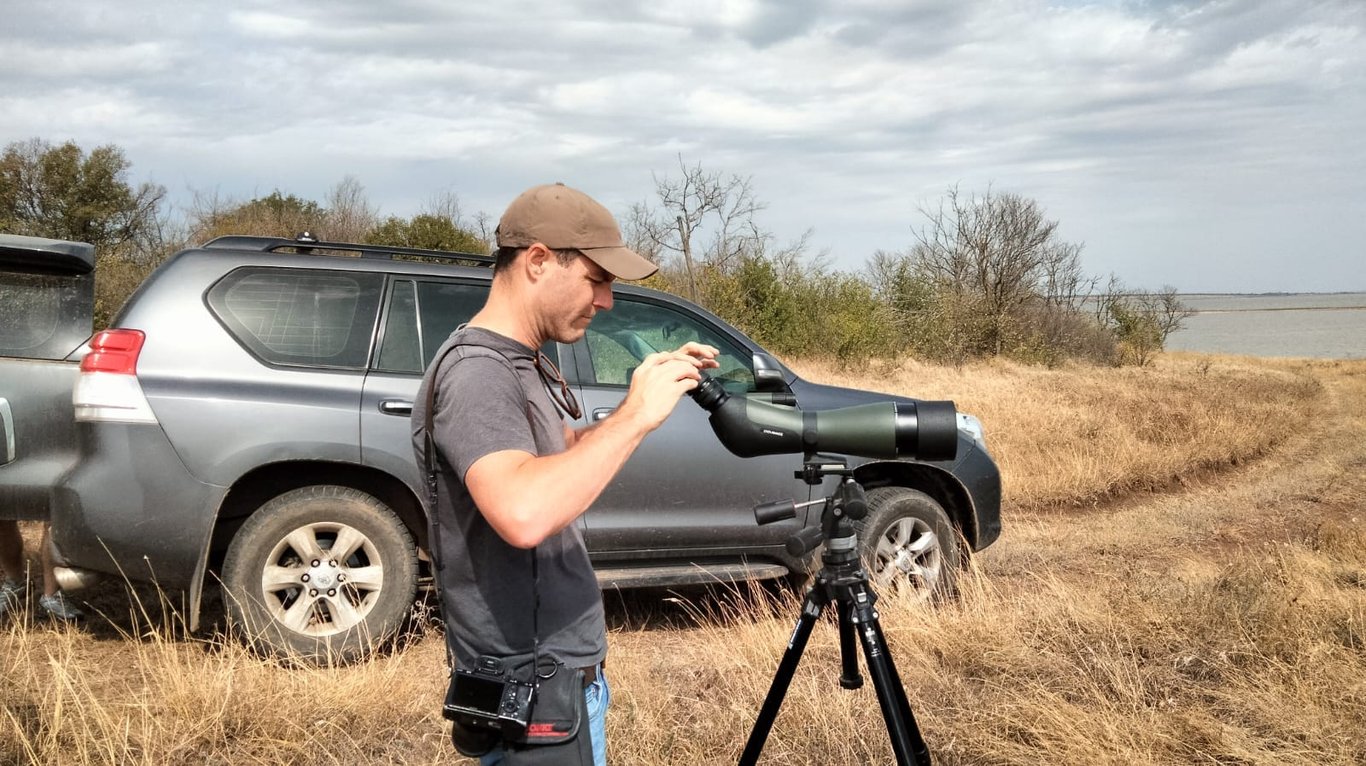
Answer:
[{"left": 524, "top": 243, "right": 551, "bottom": 279}]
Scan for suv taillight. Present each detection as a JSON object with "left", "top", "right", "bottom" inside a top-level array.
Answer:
[
  {"left": 81, "top": 329, "right": 145, "bottom": 374},
  {"left": 74, "top": 328, "right": 158, "bottom": 424}
]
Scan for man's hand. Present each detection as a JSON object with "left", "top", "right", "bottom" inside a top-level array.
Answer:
[
  {"left": 674, "top": 341, "right": 722, "bottom": 369},
  {"left": 618, "top": 342, "right": 720, "bottom": 431}
]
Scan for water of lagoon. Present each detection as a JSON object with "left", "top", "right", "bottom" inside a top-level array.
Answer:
[{"left": 1166, "top": 293, "right": 1365, "bottom": 359}]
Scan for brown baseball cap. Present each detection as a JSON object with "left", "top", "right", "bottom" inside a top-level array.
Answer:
[{"left": 495, "top": 183, "right": 658, "bottom": 280}]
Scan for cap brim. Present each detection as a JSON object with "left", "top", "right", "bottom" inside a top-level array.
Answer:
[{"left": 581, "top": 246, "right": 658, "bottom": 281}]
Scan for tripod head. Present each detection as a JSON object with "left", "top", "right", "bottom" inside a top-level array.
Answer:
[{"left": 753, "top": 457, "right": 868, "bottom": 561}]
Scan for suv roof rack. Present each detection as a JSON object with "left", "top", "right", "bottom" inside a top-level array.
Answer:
[{"left": 201, "top": 234, "right": 494, "bottom": 266}]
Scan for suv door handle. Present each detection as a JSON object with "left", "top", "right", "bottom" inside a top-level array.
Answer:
[
  {"left": 378, "top": 399, "right": 413, "bottom": 416},
  {"left": 592, "top": 407, "right": 614, "bottom": 421}
]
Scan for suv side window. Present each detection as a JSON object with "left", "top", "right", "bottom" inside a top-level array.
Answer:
[
  {"left": 207, "top": 267, "right": 384, "bottom": 369},
  {"left": 376, "top": 279, "right": 488, "bottom": 374},
  {"left": 377, "top": 279, "right": 421, "bottom": 373},
  {"left": 584, "top": 299, "right": 755, "bottom": 391}
]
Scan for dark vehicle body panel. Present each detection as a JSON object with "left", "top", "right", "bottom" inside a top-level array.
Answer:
[
  {"left": 52, "top": 422, "right": 224, "bottom": 589},
  {"left": 0, "top": 235, "right": 95, "bottom": 521}
]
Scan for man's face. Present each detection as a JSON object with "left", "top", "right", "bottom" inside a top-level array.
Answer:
[{"left": 537, "top": 249, "right": 615, "bottom": 344}]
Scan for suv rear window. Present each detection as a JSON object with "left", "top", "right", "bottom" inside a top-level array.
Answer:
[
  {"left": 207, "top": 267, "right": 384, "bottom": 369},
  {"left": 0, "top": 272, "right": 93, "bottom": 360}
]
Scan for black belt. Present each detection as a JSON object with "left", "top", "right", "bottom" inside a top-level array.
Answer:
[{"left": 579, "top": 663, "right": 601, "bottom": 687}]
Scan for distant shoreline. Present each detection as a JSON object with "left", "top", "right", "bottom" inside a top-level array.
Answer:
[
  {"left": 1191, "top": 305, "right": 1366, "bottom": 314},
  {"left": 1180, "top": 292, "right": 1366, "bottom": 297}
]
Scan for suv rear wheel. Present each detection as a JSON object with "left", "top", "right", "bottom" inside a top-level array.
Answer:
[
  {"left": 221, "top": 485, "right": 418, "bottom": 662},
  {"left": 857, "top": 487, "right": 961, "bottom": 602}
]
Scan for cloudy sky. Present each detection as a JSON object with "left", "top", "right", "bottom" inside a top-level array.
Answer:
[{"left": 3, "top": 0, "right": 1363, "bottom": 293}]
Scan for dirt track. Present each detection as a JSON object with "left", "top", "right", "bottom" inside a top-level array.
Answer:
[{"left": 984, "top": 358, "right": 1364, "bottom": 587}]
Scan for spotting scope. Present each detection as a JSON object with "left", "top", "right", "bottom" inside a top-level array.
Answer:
[{"left": 689, "top": 376, "right": 959, "bottom": 462}]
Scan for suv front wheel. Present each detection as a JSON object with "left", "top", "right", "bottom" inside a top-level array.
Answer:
[
  {"left": 857, "top": 487, "right": 961, "bottom": 602},
  {"left": 221, "top": 485, "right": 418, "bottom": 662}
]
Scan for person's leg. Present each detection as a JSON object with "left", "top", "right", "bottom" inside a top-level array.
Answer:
[
  {"left": 39, "top": 524, "right": 57, "bottom": 597},
  {"left": 0, "top": 521, "right": 27, "bottom": 617},
  {"left": 477, "top": 745, "right": 505, "bottom": 765},
  {"left": 37, "top": 524, "right": 82, "bottom": 621},
  {"left": 585, "top": 669, "right": 610, "bottom": 766},
  {"left": 0, "top": 520, "right": 24, "bottom": 582}
]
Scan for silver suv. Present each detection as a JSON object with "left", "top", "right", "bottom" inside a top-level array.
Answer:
[{"left": 3, "top": 234, "right": 1001, "bottom": 659}]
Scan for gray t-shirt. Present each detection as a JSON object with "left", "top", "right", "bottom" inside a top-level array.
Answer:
[{"left": 411, "top": 326, "right": 607, "bottom": 670}]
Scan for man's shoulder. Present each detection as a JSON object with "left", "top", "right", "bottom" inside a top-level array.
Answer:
[
  {"left": 436, "top": 347, "right": 517, "bottom": 388},
  {"left": 446, "top": 326, "right": 533, "bottom": 360},
  {"left": 433, "top": 329, "right": 518, "bottom": 375}
]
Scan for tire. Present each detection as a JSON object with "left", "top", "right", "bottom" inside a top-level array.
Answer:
[
  {"left": 856, "top": 487, "right": 962, "bottom": 603},
  {"left": 221, "top": 485, "right": 418, "bottom": 663}
]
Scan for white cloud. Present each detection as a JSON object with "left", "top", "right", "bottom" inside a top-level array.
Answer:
[
  {"left": 0, "top": 41, "right": 176, "bottom": 79},
  {"left": 640, "top": 0, "right": 761, "bottom": 29},
  {"left": 1, "top": 0, "right": 1363, "bottom": 292},
  {"left": 228, "top": 11, "right": 315, "bottom": 40}
]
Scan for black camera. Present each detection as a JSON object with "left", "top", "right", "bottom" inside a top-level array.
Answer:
[{"left": 443, "top": 655, "right": 535, "bottom": 740}]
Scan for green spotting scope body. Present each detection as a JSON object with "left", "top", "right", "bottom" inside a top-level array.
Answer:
[{"left": 690, "top": 376, "right": 959, "bottom": 462}]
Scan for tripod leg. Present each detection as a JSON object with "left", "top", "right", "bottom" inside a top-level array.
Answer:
[
  {"left": 853, "top": 596, "right": 932, "bottom": 766},
  {"left": 837, "top": 603, "right": 863, "bottom": 689},
  {"left": 739, "top": 591, "right": 825, "bottom": 766}
]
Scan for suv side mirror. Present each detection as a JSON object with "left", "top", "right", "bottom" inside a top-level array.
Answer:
[{"left": 751, "top": 353, "right": 788, "bottom": 393}]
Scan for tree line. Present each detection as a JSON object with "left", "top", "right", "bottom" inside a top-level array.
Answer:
[{"left": 2, "top": 138, "right": 1189, "bottom": 366}]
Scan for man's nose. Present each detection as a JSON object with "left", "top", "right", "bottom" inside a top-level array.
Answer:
[{"left": 594, "top": 285, "right": 613, "bottom": 310}]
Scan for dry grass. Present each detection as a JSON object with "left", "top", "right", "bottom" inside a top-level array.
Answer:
[
  {"left": 788, "top": 352, "right": 1326, "bottom": 511},
  {"left": 608, "top": 525, "right": 1366, "bottom": 765},
  {"left": 2, "top": 596, "right": 453, "bottom": 765},
  {"left": 4, "top": 353, "right": 1363, "bottom": 765}
]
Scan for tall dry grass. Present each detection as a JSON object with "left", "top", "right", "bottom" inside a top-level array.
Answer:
[
  {"left": 3, "top": 354, "right": 1361, "bottom": 765},
  {"left": 2, "top": 595, "right": 452, "bottom": 765},
  {"left": 787, "top": 353, "right": 1326, "bottom": 510},
  {"left": 607, "top": 518, "right": 1366, "bottom": 765}
]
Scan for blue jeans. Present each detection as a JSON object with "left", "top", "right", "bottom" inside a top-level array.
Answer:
[{"left": 479, "top": 669, "right": 609, "bottom": 766}]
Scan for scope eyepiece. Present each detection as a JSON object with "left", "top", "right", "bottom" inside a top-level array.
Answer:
[{"left": 689, "top": 375, "right": 731, "bottom": 411}]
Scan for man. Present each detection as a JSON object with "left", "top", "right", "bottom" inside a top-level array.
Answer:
[{"left": 411, "top": 183, "right": 717, "bottom": 765}]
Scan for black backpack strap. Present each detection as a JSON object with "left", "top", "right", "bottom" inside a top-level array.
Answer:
[
  {"left": 421, "top": 336, "right": 544, "bottom": 668},
  {"left": 423, "top": 339, "right": 519, "bottom": 572},
  {"left": 422, "top": 346, "right": 452, "bottom": 521}
]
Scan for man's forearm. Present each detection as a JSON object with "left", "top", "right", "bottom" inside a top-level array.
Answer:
[
  {"left": 466, "top": 408, "right": 652, "bottom": 548},
  {"left": 564, "top": 418, "right": 606, "bottom": 448}
]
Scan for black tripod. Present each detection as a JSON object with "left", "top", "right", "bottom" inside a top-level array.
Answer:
[{"left": 740, "top": 460, "right": 932, "bottom": 766}]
